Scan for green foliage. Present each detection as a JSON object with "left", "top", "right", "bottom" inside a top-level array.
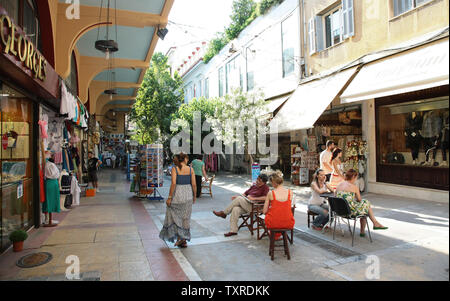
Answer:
[
  {"left": 203, "top": 0, "right": 284, "bottom": 63},
  {"left": 170, "top": 97, "right": 220, "bottom": 153},
  {"left": 225, "top": 0, "right": 257, "bottom": 41},
  {"left": 258, "top": 0, "right": 284, "bottom": 15},
  {"left": 130, "top": 52, "right": 184, "bottom": 145},
  {"left": 203, "top": 33, "right": 229, "bottom": 64},
  {"left": 9, "top": 230, "right": 28, "bottom": 242}
]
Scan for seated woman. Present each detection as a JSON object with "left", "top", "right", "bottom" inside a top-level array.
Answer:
[
  {"left": 308, "top": 169, "right": 334, "bottom": 231},
  {"left": 263, "top": 173, "right": 295, "bottom": 240},
  {"left": 336, "top": 169, "right": 388, "bottom": 237}
]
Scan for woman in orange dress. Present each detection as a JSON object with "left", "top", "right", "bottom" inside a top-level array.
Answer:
[{"left": 263, "top": 173, "right": 295, "bottom": 240}]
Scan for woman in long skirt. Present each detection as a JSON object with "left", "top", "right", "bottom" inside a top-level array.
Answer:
[{"left": 159, "top": 153, "right": 197, "bottom": 248}]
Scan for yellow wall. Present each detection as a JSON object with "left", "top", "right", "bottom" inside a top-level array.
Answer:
[{"left": 304, "top": 0, "right": 449, "bottom": 74}]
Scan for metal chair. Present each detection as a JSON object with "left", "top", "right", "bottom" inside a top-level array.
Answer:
[{"left": 327, "top": 196, "right": 373, "bottom": 247}]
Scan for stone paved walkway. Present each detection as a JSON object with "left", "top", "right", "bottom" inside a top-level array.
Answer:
[{"left": 1, "top": 169, "right": 448, "bottom": 281}]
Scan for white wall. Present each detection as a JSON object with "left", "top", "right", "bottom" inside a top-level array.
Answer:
[{"left": 181, "top": 0, "right": 301, "bottom": 103}]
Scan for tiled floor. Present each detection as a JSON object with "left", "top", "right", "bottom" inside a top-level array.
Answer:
[{"left": 0, "top": 169, "right": 187, "bottom": 281}]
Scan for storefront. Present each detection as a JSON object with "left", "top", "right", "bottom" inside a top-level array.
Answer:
[
  {"left": 0, "top": 4, "right": 60, "bottom": 251},
  {"left": 341, "top": 38, "right": 449, "bottom": 200}
]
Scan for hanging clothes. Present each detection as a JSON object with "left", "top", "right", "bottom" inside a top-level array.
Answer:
[{"left": 38, "top": 120, "right": 48, "bottom": 139}]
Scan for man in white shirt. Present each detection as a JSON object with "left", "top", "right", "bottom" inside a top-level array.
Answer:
[
  {"left": 319, "top": 140, "right": 335, "bottom": 182},
  {"left": 111, "top": 153, "right": 117, "bottom": 169}
]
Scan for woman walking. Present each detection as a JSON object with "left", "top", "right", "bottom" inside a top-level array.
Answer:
[
  {"left": 190, "top": 155, "right": 208, "bottom": 198},
  {"left": 329, "top": 148, "right": 345, "bottom": 191},
  {"left": 159, "top": 153, "right": 197, "bottom": 248},
  {"left": 263, "top": 173, "right": 295, "bottom": 240}
]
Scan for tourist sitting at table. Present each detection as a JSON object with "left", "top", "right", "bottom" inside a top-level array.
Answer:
[
  {"left": 263, "top": 173, "right": 295, "bottom": 240},
  {"left": 336, "top": 169, "right": 388, "bottom": 237},
  {"left": 213, "top": 174, "right": 269, "bottom": 237},
  {"left": 309, "top": 169, "right": 334, "bottom": 231}
]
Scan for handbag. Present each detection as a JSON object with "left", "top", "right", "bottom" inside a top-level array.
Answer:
[{"left": 64, "top": 194, "right": 73, "bottom": 209}]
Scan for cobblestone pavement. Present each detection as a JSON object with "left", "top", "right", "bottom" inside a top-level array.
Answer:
[{"left": 1, "top": 169, "right": 448, "bottom": 281}]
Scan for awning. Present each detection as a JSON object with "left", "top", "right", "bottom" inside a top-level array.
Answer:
[
  {"left": 341, "top": 39, "right": 449, "bottom": 103},
  {"left": 269, "top": 67, "right": 359, "bottom": 134}
]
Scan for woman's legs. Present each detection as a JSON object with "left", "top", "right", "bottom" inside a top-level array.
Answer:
[{"left": 308, "top": 204, "right": 329, "bottom": 227}]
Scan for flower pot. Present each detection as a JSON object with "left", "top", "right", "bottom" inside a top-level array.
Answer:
[{"left": 13, "top": 241, "right": 24, "bottom": 252}]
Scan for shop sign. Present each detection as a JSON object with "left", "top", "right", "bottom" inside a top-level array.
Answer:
[{"left": 0, "top": 14, "right": 47, "bottom": 81}]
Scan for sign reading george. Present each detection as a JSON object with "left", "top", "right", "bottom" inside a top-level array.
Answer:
[{"left": 0, "top": 14, "right": 47, "bottom": 81}]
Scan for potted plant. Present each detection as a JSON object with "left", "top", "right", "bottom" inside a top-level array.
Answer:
[{"left": 9, "top": 230, "right": 28, "bottom": 252}]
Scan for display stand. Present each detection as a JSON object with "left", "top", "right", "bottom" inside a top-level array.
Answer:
[{"left": 145, "top": 144, "right": 164, "bottom": 201}]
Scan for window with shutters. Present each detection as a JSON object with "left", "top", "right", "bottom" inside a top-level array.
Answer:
[
  {"left": 324, "top": 7, "right": 343, "bottom": 48},
  {"left": 204, "top": 78, "right": 209, "bottom": 98},
  {"left": 309, "top": 0, "right": 354, "bottom": 54},
  {"left": 246, "top": 46, "right": 255, "bottom": 91},
  {"left": 393, "top": 0, "right": 433, "bottom": 17}
]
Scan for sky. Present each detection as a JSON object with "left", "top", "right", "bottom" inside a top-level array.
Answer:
[{"left": 154, "top": 0, "right": 235, "bottom": 55}]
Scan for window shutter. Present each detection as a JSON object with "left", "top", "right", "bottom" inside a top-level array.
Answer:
[
  {"left": 315, "top": 16, "right": 325, "bottom": 52},
  {"left": 343, "top": 0, "right": 355, "bottom": 38},
  {"left": 308, "top": 17, "right": 316, "bottom": 55}
]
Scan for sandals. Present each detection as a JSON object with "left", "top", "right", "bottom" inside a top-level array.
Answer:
[
  {"left": 175, "top": 240, "right": 188, "bottom": 248},
  {"left": 373, "top": 226, "right": 388, "bottom": 230}
]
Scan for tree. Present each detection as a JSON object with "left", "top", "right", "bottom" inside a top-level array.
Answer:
[
  {"left": 207, "top": 88, "right": 268, "bottom": 172},
  {"left": 226, "top": 0, "right": 257, "bottom": 40},
  {"left": 130, "top": 53, "right": 184, "bottom": 145},
  {"left": 171, "top": 97, "right": 219, "bottom": 154}
]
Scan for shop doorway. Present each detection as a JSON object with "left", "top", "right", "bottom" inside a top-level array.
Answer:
[{"left": 0, "top": 84, "right": 34, "bottom": 252}]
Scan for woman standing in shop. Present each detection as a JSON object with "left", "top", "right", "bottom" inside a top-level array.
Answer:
[
  {"left": 329, "top": 148, "right": 345, "bottom": 191},
  {"left": 159, "top": 153, "right": 197, "bottom": 248},
  {"left": 43, "top": 152, "right": 61, "bottom": 216}
]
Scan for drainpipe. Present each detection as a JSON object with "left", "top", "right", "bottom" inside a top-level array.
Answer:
[{"left": 301, "top": 0, "right": 308, "bottom": 79}]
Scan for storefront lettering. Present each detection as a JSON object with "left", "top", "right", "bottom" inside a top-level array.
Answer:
[{"left": 0, "top": 14, "right": 47, "bottom": 81}]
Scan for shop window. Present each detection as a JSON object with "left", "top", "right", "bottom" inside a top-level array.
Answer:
[
  {"left": 377, "top": 97, "right": 449, "bottom": 168},
  {"left": 0, "top": 84, "right": 34, "bottom": 252},
  {"left": 281, "top": 14, "right": 296, "bottom": 77},
  {"left": 393, "top": 0, "right": 432, "bottom": 17}
]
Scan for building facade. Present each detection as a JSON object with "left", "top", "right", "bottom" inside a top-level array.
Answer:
[{"left": 270, "top": 0, "right": 449, "bottom": 201}]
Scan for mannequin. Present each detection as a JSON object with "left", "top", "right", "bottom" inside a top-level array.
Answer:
[
  {"left": 404, "top": 111, "right": 423, "bottom": 165},
  {"left": 420, "top": 111, "right": 442, "bottom": 166},
  {"left": 59, "top": 169, "right": 71, "bottom": 211},
  {"left": 43, "top": 152, "right": 61, "bottom": 227},
  {"left": 70, "top": 174, "right": 81, "bottom": 206}
]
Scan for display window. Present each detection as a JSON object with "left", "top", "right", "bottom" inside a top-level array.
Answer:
[
  {"left": 377, "top": 97, "right": 449, "bottom": 168},
  {"left": 0, "top": 84, "right": 34, "bottom": 251}
]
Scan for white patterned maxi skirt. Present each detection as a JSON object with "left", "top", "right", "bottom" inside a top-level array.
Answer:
[{"left": 159, "top": 184, "right": 193, "bottom": 243}]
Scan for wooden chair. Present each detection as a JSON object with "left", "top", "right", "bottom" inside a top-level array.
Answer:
[
  {"left": 255, "top": 205, "right": 295, "bottom": 245},
  {"left": 268, "top": 229, "right": 291, "bottom": 260},
  {"left": 238, "top": 200, "right": 264, "bottom": 236},
  {"left": 307, "top": 210, "right": 319, "bottom": 228},
  {"left": 201, "top": 175, "right": 215, "bottom": 198}
]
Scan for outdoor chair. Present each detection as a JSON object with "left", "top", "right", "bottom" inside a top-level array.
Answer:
[
  {"left": 255, "top": 205, "right": 295, "bottom": 245},
  {"left": 238, "top": 200, "right": 263, "bottom": 236},
  {"left": 307, "top": 210, "right": 319, "bottom": 228},
  {"left": 327, "top": 197, "right": 373, "bottom": 247},
  {"left": 201, "top": 175, "right": 215, "bottom": 198},
  {"left": 268, "top": 229, "right": 291, "bottom": 260}
]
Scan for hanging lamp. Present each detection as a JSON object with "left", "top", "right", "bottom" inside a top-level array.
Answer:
[
  {"left": 104, "top": 51, "right": 118, "bottom": 98},
  {"left": 95, "top": 0, "right": 119, "bottom": 60}
]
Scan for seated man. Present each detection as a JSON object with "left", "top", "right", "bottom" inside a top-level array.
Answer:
[{"left": 213, "top": 174, "right": 269, "bottom": 237}]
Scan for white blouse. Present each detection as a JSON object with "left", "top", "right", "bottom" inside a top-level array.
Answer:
[{"left": 45, "top": 161, "right": 60, "bottom": 179}]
